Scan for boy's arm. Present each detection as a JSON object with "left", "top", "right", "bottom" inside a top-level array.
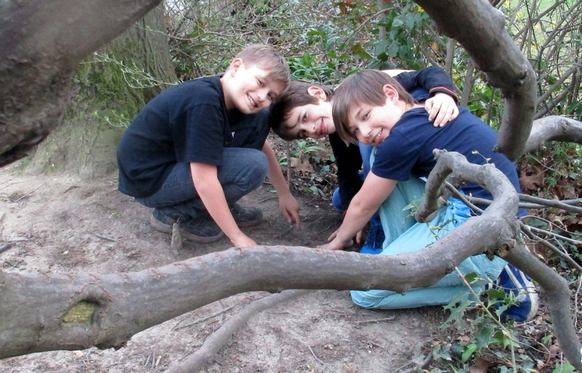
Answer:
[
  {"left": 384, "top": 66, "right": 459, "bottom": 127},
  {"left": 190, "top": 162, "right": 257, "bottom": 248},
  {"left": 262, "top": 140, "right": 301, "bottom": 228},
  {"left": 321, "top": 173, "right": 397, "bottom": 251}
]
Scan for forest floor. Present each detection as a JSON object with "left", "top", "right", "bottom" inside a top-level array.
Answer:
[
  {"left": 0, "top": 145, "right": 567, "bottom": 373},
  {"left": 0, "top": 160, "right": 451, "bottom": 373}
]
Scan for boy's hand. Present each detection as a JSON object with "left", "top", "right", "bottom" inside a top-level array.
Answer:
[
  {"left": 230, "top": 232, "right": 258, "bottom": 248},
  {"left": 317, "top": 228, "right": 353, "bottom": 251},
  {"left": 425, "top": 92, "right": 459, "bottom": 127},
  {"left": 279, "top": 194, "right": 301, "bottom": 228}
]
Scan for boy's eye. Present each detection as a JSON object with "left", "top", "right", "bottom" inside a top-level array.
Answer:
[
  {"left": 257, "top": 79, "right": 264, "bottom": 87},
  {"left": 299, "top": 130, "right": 307, "bottom": 139},
  {"left": 267, "top": 93, "right": 273, "bottom": 101},
  {"left": 302, "top": 113, "right": 307, "bottom": 122},
  {"left": 362, "top": 112, "right": 369, "bottom": 120}
]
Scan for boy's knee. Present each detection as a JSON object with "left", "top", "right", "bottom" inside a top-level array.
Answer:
[
  {"left": 249, "top": 150, "right": 268, "bottom": 181},
  {"left": 350, "top": 289, "right": 396, "bottom": 309}
]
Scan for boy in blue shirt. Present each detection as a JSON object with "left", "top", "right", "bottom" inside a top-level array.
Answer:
[
  {"left": 269, "top": 67, "right": 459, "bottom": 252},
  {"left": 324, "top": 69, "right": 538, "bottom": 322},
  {"left": 117, "top": 44, "right": 300, "bottom": 248}
]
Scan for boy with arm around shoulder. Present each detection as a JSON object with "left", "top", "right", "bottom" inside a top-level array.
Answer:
[
  {"left": 117, "top": 44, "right": 300, "bottom": 248},
  {"left": 323, "top": 69, "right": 538, "bottom": 322},
  {"left": 269, "top": 66, "right": 459, "bottom": 251}
]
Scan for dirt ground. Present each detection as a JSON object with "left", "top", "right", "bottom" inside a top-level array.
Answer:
[{"left": 0, "top": 162, "right": 450, "bottom": 373}]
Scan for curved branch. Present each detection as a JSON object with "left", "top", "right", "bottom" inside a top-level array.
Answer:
[
  {"left": 415, "top": 149, "right": 519, "bottom": 224},
  {"left": 167, "top": 290, "right": 311, "bottom": 373},
  {"left": 414, "top": 149, "right": 582, "bottom": 369},
  {"left": 504, "top": 244, "right": 581, "bottom": 369},
  {"left": 524, "top": 116, "right": 582, "bottom": 153},
  {"left": 0, "top": 217, "right": 514, "bottom": 360},
  {"left": 413, "top": 0, "right": 537, "bottom": 161}
]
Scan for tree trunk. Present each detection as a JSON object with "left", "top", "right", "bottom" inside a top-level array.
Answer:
[{"left": 22, "top": 6, "right": 176, "bottom": 179}]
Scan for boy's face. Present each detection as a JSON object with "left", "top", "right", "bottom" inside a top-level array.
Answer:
[
  {"left": 283, "top": 100, "right": 335, "bottom": 139},
  {"left": 225, "top": 59, "right": 286, "bottom": 114},
  {"left": 347, "top": 95, "right": 403, "bottom": 146}
]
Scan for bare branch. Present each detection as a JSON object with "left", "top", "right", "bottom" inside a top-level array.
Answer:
[
  {"left": 524, "top": 116, "right": 582, "bottom": 153},
  {"left": 413, "top": 0, "right": 537, "bottom": 161}
]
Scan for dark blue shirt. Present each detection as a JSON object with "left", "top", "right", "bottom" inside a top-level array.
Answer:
[
  {"left": 117, "top": 76, "right": 270, "bottom": 198},
  {"left": 372, "top": 106, "right": 523, "bottom": 209}
]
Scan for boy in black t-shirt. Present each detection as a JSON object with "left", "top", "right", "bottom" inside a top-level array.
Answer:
[{"left": 117, "top": 44, "right": 300, "bottom": 247}]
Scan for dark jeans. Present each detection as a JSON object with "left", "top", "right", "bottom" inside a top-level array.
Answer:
[{"left": 136, "top": 148, "right": 268, "bottom": 219}]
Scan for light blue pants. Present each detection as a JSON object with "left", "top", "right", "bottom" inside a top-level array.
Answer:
[{"left": 350, "top": 176, "right": 506, "bottom": 309}]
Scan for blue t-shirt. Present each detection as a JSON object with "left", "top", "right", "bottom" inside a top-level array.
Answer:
[
  {"left": 372, "top": 106, "right": 522, "bottom": 205},
  {"left": 117, "top": 76, "right": 270, "bottom": 198}
]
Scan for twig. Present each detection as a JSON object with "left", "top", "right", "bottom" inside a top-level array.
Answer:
[
  {"left": 519, "top": 222, "right": 582, "bottom": 273},
  {"left": 519, "top": 195, "right": 582, "bottom": 213},
  {"left": 527, "top": 225, "right": 582, "bottom": 246},
  {"left": 308, "top": 345, "right": 328, "bottom": 366},
  {"left": 12, "top": 185, "right": 42, "bottom": 203},
  {"left": 165, "top": 289, "right": 311, "bottom": 373},
  {"left": 173, "top": 305, "right": 236, "bottom": 331},
  {"left": 355, "top": 316, "right": 396, "bottom": 324},
  {"left": 95, "top": 234, "right": 117, "bottom": 242},
  {"left": 274, "top": 225, "right": 294, "bottom": 238},
  {"left": 466, "top": 195, "right": 582, "bottom": 214},
  {"left": 0, "top": 243, "right": 13, "bottom": 254}
]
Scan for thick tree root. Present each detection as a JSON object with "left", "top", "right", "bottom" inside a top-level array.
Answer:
[{"left": 166, "top": 289, "right": 311, "bottom": 373}]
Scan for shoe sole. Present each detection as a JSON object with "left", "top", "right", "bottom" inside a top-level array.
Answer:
[
  {"left": 149, "top": 214, "right": 224, "bottom": 244},
  {"left": 505, "top": 265, "right": 539, "bottom": 321}
]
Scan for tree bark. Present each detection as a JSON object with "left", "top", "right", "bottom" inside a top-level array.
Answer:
[
  {"left": 22, "top": 5, "right": 176, "bottom": 179},
  {"left": 414, "top": 0, "right": 537, "bottom": 161},
  {"left": 0, "top": 0, "right": 162, "bottom": 168}
]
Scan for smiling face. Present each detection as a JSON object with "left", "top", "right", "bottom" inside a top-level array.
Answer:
[
  {"left": 283, "top": 100, "right": 335, "bottom": 139},
  {"left": 346, "top": 97, "right": 403, "bottom": 146},
  {"left": 222, "top": 59, "right": 287, "bottom": 114},
  {"left": 342, "top": 83, "right": 414, "bottom": 146}
]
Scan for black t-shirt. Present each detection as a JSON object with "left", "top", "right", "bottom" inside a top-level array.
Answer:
[{"left": 117, "top": 76, "right": 270, "bottom": 198}]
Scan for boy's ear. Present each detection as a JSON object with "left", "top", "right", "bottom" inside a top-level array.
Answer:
[
  {"left": 306, "top": 86, "right": 327, "bottom": 101},
  {"left": 382, "top": 84, "right": 399, "bottom": 103},
  {"left": 228, "top": 58, "right": 243, "bottom": 76}
]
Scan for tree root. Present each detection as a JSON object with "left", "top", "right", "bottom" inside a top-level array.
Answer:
[{"left": 166, "top": 289, "right": 311, "bottom": 373}]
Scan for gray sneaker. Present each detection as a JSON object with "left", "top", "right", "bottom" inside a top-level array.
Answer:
[
  {"left": 150, "top": 208, "right": 223, "bottom": 243},
  {"left": 230, "top": 203, "right": 263, "bottom": 227}
]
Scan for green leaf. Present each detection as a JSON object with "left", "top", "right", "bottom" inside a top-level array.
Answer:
[
  {"left": 464, "top": 272, "right": 478, "bottom": 284},
  {"left": 461, "top": 343, "right": 477, "bottom": 363},
  {"left": 387, "top": 41, "right": 399, "bottom": 57},
  {"left": 475, "top": 325, "right": 494, "bottom": 350},
  {"left": 552, "top": 363, "right": 576, "bottom": 373},
  {"left": 350, "top": 43, "right": 372, "bottom": 60}
]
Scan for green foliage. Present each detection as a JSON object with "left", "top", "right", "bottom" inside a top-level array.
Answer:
[
  {"left": 435, "top": 272, "right": 535, "bottom": 372},
  {"left": 371, "top": 2, "right": 433, "bottom": 69}
]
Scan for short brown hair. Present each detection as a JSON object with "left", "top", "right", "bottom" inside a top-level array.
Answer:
[
  {"left": 269, "top": 81, "right": 334, "bottom": 140},
  {"left": 233, "top": 44, "right": 290, "bottom": 90},
  {"left": 333, "top": 69, "right": 415, "bottom": 144}
]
